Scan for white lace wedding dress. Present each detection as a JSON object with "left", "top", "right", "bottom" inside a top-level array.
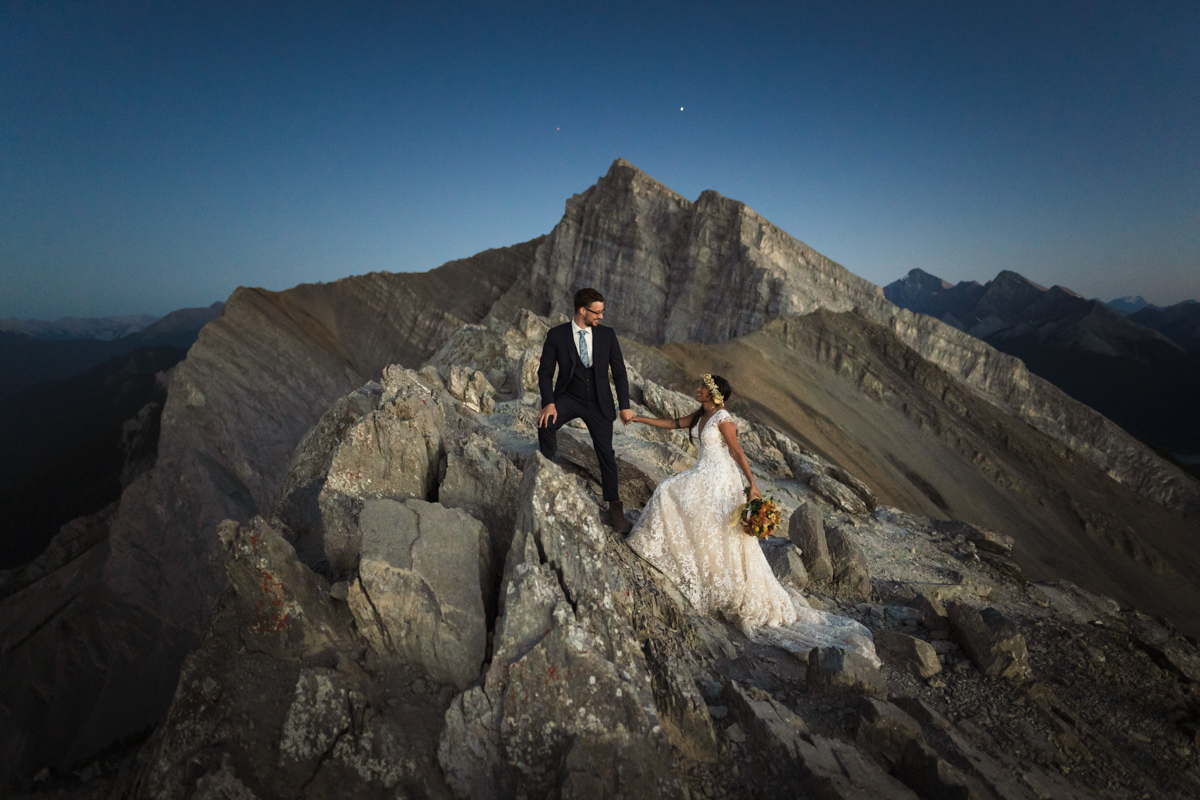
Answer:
[{"left": 627, "top": 409, "right": 878, "bottom": 664}]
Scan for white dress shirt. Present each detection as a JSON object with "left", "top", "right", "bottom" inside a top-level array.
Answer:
[{"left": 571, "top": 319, "right": 593, "bottom": 366}]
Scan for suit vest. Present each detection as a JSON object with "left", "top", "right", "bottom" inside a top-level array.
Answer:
[{"left": 565, "top": 352, "right": 599, "bottom": 403}]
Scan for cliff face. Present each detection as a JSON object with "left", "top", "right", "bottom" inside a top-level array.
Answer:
[{"left": 497, "top": 159, "right": 890, "bottom": 345}]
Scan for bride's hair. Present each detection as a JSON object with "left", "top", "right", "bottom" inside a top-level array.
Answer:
[{"left": 687, "top": 374, "right": 733, "bottom": 444}]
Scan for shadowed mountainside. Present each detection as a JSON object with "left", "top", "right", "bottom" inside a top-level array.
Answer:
[
  {"left": 886, "top": 269, "right": 1200, "bottom": 455},
  {"left": 0, "top": 346, "right": 185, "bottom": 568},
  {"left": 1129, "top": 301, "right": 1200, "bottom": 352},
  {"left": 0, "top": 303, "right": 224, "bottom": 399}
]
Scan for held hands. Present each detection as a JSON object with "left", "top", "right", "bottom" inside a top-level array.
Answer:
[
  {"left": 620, "top": 409, "right": 635, "bottom": 426},
  {"left": 537, "top": 403, "right": 557, "bottom": 428}
]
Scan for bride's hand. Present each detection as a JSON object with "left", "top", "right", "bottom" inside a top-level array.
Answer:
[{"left": 749, "top": 485, "right": 762, "bottom": 501}]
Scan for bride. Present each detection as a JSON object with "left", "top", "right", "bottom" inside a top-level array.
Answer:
[{"left": 626, "top": 374, "right": 878, "bottom": 664}]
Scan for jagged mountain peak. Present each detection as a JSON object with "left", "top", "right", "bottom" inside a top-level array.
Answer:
[
  {"left": 903, "top": 268, "right": 953, "bottom": 289},
  {"left": 1107, "top": 295, "right": 1155, "bottom": 315},
  {"left": 508, "top": 161, "right": 886, "bottom": 346},
  {"left": 990, "top": 269, "right": 1047, "bottom": 291},
  {"left": 596, "top": 157, "right": 693, "bottom": 207}
]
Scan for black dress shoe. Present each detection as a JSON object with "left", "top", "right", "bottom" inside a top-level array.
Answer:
[{"left": 607, "top": 500, "right": 632, "bottom": 535}]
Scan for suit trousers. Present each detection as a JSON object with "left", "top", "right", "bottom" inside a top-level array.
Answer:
[{"left": 537, "top": 393, "right": 620, "bottom": 502}]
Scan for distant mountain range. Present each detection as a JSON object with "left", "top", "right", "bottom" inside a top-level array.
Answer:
[
  {"left": 885, "top": 269, "right": 1200, "bottom": 456},
  {"left": 0, "top": 312, "right": 161, "bottom": 341},
  {"left": 0, "top": 302, "right": 224, "bottom": 399},
  {"left": 1125, "top": 301, "right": 1200, "bottom": 352},
  {"left": 1106, "top": 295, "right": 1161, "bottom": 316},
  {"left": 0, "top": 302, "right": 224, "bottom": 567}
]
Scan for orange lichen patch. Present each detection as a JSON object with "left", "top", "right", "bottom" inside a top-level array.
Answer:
[{"left": 246, "top": 565, "right": 291, "bottom": 637}]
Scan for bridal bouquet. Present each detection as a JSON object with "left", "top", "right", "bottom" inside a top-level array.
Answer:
[{"left": 730, "top": 488, "right": 782, "bottom": 538}]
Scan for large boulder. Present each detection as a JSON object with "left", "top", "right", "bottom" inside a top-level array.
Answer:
[
  {"left": 216, "top": 516, "right": 349, "bottom": 661},
  {"left": 318, "top": 367, "right": 448, "bottom": 572},
  {"left": 439, "top": 432, "right": 523, "bottom": 577},
  {"left": 134, "top": 515, "right": 454, "bottom": 800},
  {"left": 807, "top": 647, "right": 886, "bottom": 699},
  {"left": 789, "top": 502, "right": 833, "bottom": 584},
  {"left": 347, "top": 499, "right": 490, "bottom": 690},
  {"left": 438, "top": 454, "right": 705, "bottom": 800},
  {"left": 272, "top": 382, "right": 384, "bottom": 570},
  {"left": 826, "top": 524, "right": 873, "bottom": 600},
  {"left": 874, "top": 630, "right": 941, "bottom": 680},
  {"left": 759, "top": 537, "right": 809, "bottom": 590}
]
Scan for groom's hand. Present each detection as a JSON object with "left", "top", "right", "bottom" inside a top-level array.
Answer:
[
  {"left": 538, "top": 403, "right": 557, "bottom": 428},
  {"left": 620, "top": 409, "right": 635, "bottom": 426}
]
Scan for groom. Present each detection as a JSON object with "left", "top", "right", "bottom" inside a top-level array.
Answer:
[{"left": 537, "top": 287, "right": 634, "bottom": 533}]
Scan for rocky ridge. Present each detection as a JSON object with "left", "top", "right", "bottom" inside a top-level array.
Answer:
[
  {"left": 29, "top": 345, "right": 1200, "bottom": 799},
  {"left": 3, "top": 160, "right": 1199, "bottom": 792}
]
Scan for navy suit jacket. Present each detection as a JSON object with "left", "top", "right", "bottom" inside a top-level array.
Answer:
[{"left": 538, "top": 323, "right": 630, "bottom": 422}]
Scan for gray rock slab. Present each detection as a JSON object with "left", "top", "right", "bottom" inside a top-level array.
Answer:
[
  {"left": 807, "top": 647, "right": 886, "bottom": 699},
  {"left": 217, "top": 517, "right": 348, "bottom": 661},
  {"left": 318, "top": 367, "right": 448, "bottom": 572},
  {"left": 438, "top": 454, "right": 686, "bottom": 800},
  {"left": 789, "top": 501, "right": 833, "bottom": 584},
  {"left": 810, "top": 473, "right": 870, "bottom": 516},
  {"left": 948, "top": 603, "right": 1033, "bottom": 682},
  {"left": 966, "top": 527, "right": 1015, "bottom": 555},
  {"left": 759, "top": 536, "right": 809, "bottom": 590},
  {"left": 890, "top": 695, "right": 952, "bottom": 732},
  {"left": 349, "top": 499, "right": 489, "bottom": 689},
  {"left": 826, "top": 524, "right": 872, "bottom": 600},
  {"left": 721, "top": 681, "right": 810, "bottom": 760},
  {"left": 1127, "top": 611, "right": 1200, "bottom": 683},
  {"left": 798, "top": 733, "right": 921, "bottom": 800},
  {"left": 439, "top": 432, "right": 522, "bottom": 572},
  {"left": 874, "top": 630, "right": 942, "bottom": 679},
  {"left": 897, "top": 738, "right": 985, "bottom": 800},
  {"left": 853, "top": 698, "right": 924, "bottom": 766},
  {"left": 828, "top": 466, "right": 878, "bottom": 513}
]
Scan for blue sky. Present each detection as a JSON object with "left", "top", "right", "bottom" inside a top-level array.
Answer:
[{"left": 2, "top": 1, "right": 1197, "bottom": 319}]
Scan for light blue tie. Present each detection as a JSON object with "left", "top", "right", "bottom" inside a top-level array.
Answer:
[{"left": 578, "top": 330, "right": 591, "bottom": 368}]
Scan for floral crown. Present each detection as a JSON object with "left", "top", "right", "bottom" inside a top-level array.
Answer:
[{"left": 701, "top": 374, "right": 725, "bottom": 406}]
